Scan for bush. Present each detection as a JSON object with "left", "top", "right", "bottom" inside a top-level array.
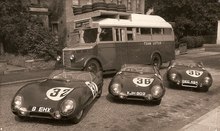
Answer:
[
  {"left": 179, "top": 36, "right": 195, "bottom": 49},
  {"left": 179, "top": 36, "right": 205, "bottom": 49}
]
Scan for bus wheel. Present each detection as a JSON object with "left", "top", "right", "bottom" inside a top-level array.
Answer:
[
  {"left": 85, "top": 60, "right": 101, "bottom": 74},
  {"left": 151, "top": 54, "right": 162, "bottom": 68}
]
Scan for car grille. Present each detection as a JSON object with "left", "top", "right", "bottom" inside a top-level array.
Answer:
[
  {"left": 182, "top": 83, "right": 198, "bottom": 88},
  {"left": 63, "top": 51, "right": 71, "bottom": 67},
  {"left": 29, "top": 112, "right": 52, "bottom": 118}
]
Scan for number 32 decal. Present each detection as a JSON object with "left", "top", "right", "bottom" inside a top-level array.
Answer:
[
  {"left": 85, "top": 81, "right": 98, "bottom": 98},
  {"left": 46, "top": 87, "right": 73, "bottom": 101}
]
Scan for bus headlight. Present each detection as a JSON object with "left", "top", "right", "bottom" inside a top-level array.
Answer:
[
  {"left": 151, "top": 85, "right": 163, "bottom": 98},
  {"left": 56, "top": 56, "right": 61, "bottom": 61},
  {"left": 61, "top": 99, "right": 76, "bottom": 116},
  {"left": 110, "top": 83, "right": 122, "bottom": 95},
  {"left": 70, "top": 54, "right": 75, "bottom": 62}
]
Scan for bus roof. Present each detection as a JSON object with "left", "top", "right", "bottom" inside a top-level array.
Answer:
[{"left": 93, "top": 14, "right": 172, "bottom": 28}]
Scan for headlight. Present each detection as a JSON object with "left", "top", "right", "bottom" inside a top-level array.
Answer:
[
  {"left": 151, "top": 85, "right": 163, "bottom": 98},
  {"left": 56, "top": 56, "right": 61, "bottom": 61},
  {"left": 110, "top": 83, "right": 122, "bottom": 95},
  {"left": 169, "top": 73, "right": 180, "bottom": 82},
  {"left": 14, "top": 95, "right": 23, "bottom": 109},
  {"left": 61, "top": 99, "right": 76, "bottom": 116},
  {"left": 70, "top": 54, "right": 75, "bottom": 61},
  {"left": 203, "top": 77, "right": 212, "bottom": 86}
]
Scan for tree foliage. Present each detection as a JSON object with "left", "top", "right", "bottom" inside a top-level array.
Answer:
[
  {"left": 0, "top": 0, "right": 59, "bottom": 60},
  {"left": 145, "top": 0, "right": 220, "bottom": 39}
]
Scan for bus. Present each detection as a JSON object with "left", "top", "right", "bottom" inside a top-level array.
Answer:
[{"left": 57, "top": 10, "right": 175, "bottom": 74}]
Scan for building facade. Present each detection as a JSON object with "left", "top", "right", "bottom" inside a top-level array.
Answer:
[{"left": 26, "top": 0, "right": 145, "bottom": 47}]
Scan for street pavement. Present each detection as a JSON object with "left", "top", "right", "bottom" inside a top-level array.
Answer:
[{"left": 1, "top": 48, "right": 220, "bottom": 131}]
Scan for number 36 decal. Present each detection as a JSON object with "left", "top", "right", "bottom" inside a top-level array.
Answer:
[
  {"left": 46, "top": 87, "right": 74, "bottom": 101},
  {"left": 133, "top": 77, "right": 154, "bottom": 87},
  {"left": 85, "top": 81, "right": 98, "bottom": 98}
]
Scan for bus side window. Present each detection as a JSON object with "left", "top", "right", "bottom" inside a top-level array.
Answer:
[
  {"left": 163, "top": 28, "right": 172, "bottom": 35},
  {"left": 99, "top": 28, "right": 113, "bottom": 41},
  {"left": 140, "top": 28, "right": 151, "bottom": 35},
  {"left": 127, "top": 27, "right": 133, "bottom": 41},
  {"left": 116, "top": 28, "right": 126, "bottom": 42},
  {"left": 152, "top": 28, "right": 162, "bottom": 35}
]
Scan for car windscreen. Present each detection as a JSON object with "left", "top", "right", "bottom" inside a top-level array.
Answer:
[
  {"left": 121, "top": 66, "right": 154, "bottom": 74},
  {"left": 49, "top": 70, "right": 93, "bottom": 82}
]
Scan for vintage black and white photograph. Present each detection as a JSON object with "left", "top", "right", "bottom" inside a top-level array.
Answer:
[{"left": 1, "top": 0, "right": 220, "bottom": 131}]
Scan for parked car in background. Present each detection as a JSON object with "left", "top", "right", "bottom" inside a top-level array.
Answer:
[
  {"left": 108, "top": 64, "right": 165, "bottom": 105},
  {"left": 167, "top": 61, "right": 212, "bottom": 92},
  {"left": 11, "top": 70, "right": 103, "bottom": 124}
]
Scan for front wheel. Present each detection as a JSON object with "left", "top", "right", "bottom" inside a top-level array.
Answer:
[
  {"left": 84, "top": 60, "right": 102, "bottom": 74},
  {"left": 151, "top": 54, "right": 162, "bottom": 69},
  {"left": 71, "top": 110, "right": 84, "bottom": 124}
]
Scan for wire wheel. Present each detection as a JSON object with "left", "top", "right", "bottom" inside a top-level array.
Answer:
[{"left": 85, "top": 60, "right": 101, "bottom": 74}]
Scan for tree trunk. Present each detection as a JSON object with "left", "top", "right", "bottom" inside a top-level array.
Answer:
[{"left": 0, "top": 42, "right": 5, "bottom": 55}]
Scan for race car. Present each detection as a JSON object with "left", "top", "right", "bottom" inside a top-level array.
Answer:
[
  {"left": 167, "top": 61, "right": 213, "bottom": 92},
  {"left": 11, "top": 70, "right": 103, "bottom": 124},
  {"left": 108, "top": 64, "right": 165, "bottom": 105}
]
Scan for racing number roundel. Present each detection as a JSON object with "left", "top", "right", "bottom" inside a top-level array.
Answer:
[
  {"left": 186, "top": 70, "right": 203, "bottom": 77},
  {"left": 85, "top": 81, "right": 98, "bottom": 98},
  {"left": 133, "top": 77, "right": 154, "bottom": 87},
  {"left": 46, "top": 87, "right": 74, "bottom": 101}
]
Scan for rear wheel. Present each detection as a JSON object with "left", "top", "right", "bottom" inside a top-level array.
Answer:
[
  {"left": 84, "top": 60, "right": 102, "bottom": 74},
  {"left": 71, "top": 110, "right": 84, "bottom": 124},
  {"left": 151, "top": 53, "right": 162, "bottom": 69}
]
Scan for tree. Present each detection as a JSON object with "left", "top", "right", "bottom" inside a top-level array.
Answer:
[
  {"left": 145, "top": 0, "right": 220, "bottom": 39},
  {"left": 0, "top": 0, "right": 59, "bottom": 59}
]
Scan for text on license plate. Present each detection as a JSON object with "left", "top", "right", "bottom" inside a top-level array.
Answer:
[
  {"left": 182, "top": 80, "right": 198, "bottom": 84},
  {"left": 127, "top": 91, "right": 146, "bottom": 96},
  {"left": 30, "top": 106, "right": 52, "bottom": 113}
]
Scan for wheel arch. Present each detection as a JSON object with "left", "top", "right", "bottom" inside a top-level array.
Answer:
[{"left": 83, "top": 57, "right": 103, "bottom": 71}]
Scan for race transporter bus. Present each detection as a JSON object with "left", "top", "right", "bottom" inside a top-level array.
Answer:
[{"left": 56, "top": 10, "right": 175, "bottom": 74}]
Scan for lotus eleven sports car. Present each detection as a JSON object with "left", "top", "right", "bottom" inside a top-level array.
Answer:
[
  {"left": 11, "top": 70, "right": 103, "bottom": 124},
  {"left": 167, "top": 61, "right": 212, "bottom": 92},
  {"left": 108, "top": 64, "right": 165, "bottom": 105}
]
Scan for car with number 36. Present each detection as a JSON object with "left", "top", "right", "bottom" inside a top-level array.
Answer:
[
  {"left": 11, "top": 70, "right": 103, "bottom": 124},
  {"left": 108, "top": 64, "right": 165, "bottom": 105},
  {"left": 167, "top": 61, "right": 212, "bottom": 92}
]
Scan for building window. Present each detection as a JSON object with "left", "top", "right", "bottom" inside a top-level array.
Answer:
[
  {"left": 127, "top": 0, "right": 132, "bottom": 11},
  {"left": 136, "top": 0, "right": 141, "bottom": 12},
  {"left": 117, "top": 0, "right": 122, "bottom": 4},
  {"left": 72, "top": 0, "right": 79, "bottom": 6}
]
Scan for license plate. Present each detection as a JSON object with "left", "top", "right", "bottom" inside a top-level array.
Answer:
[
  {"left": 126, "top": 91, "right": 146, "bottom": 96},
  {"left": 182, "top": 80, "right": 198, "bottom": 85},
  {"left": 30, "top": 106, "right": 53, "bottom": 113}
]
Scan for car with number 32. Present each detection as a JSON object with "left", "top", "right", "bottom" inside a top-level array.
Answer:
[
  {"left": 167, "top": 61, "right": 212, "bottom": 92},
  {"left": 108, "top": 64, "right": 165, "bottom": 105},
  {"left": 11, "top": 70, "right": 103, "bottom": 124}
]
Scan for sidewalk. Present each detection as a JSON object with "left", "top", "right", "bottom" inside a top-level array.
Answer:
[
  {"left": 0, "top": 69, "right": 53, "bottom": 86},
  {"left": 180, "top": 106, "right": 220, "bottom": 131}
]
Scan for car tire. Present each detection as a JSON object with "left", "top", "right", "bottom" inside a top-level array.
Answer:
[
  {"left": 84, "top": 59, "right": 102, "bottom": 74},
  {"left": 96, "top": 87, "right": 102, "bottom": 98},
  {"left": 117, "top": 4, "right": 126, "bottom": 12},
  {"left": 92, "top": 2, "right": 107, "bottom": 11},
  {"left": 152, "top": 99, "right": 161, "bottom": 105},
  {"left": 71, "top": 110, "right": 84, "bottom": 124},
  {"left": 151, "top": 53, "right": 162, "bottom": 69},
  {"left": 197, "top": 86, "right": 209, "bottom": 92},
  {"left": 82, "top": 5, "right": 92, "bottom": 13},
  {"left": 73, "top": 7, "right": 82, "bottom": 15},
  {"left": 107, "top": 3, "right": 117, "bottom": 11}
]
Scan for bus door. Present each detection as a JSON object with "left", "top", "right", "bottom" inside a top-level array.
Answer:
[
  {"left": 126, "top": 28, "right": 149, "bottom": 64},
  {"left": 115, "top": 27, "right": 127, "bottom": 70}
]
